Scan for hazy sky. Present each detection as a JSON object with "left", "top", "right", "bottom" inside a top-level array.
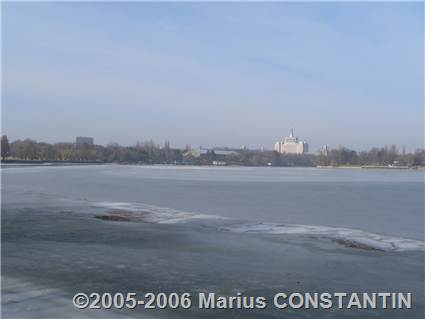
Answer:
[{"left": 2, "top": 2, "right": 424, "bottom": 151}]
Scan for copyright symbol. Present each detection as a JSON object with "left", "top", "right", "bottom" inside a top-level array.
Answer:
[{"left": 73, "top": 293, "right": 89, "bottom": 309}]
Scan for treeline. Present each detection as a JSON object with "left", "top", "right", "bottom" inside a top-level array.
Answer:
[
  {"left": 219, "top": 150, "right": 318, "bottom": 167},
  {"left": 316, "top": 145, "right": 425, "bottom": 167},
  {"left": 1, "top": 136, "right": 424, "bottom": 167},
  {"left": 1, "top": 137, "right": 183, "bottom": 164},
  {"left": 225, "top": 146, "right": 424, "bottom": 167}
]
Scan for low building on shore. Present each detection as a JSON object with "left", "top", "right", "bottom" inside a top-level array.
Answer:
[{"left": 184, "top": 148, "right": 239, "bottom": 162}]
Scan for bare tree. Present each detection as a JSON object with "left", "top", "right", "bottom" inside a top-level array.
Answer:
[{"left": 1, "top": 135, "right": 10, "bottom": 160}]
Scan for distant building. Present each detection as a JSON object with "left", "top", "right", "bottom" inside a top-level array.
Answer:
[
  {"left": 212, "top": 150, "right": 239, "bottom": 158},
  {"left": 76, "top": 136, "right": 94, "bottom": 145},
  {"left": 320, "top": 145, "right": 329, "bottom": 156},
  {"left": 274, "top": 129, "right": 308, "bottom": 154}
]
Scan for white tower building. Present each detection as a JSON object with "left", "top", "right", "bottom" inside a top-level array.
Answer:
[{"left": 274, "top": 129, "right": 308, "bottom": 154}]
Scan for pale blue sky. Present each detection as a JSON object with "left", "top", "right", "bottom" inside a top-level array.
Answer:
[{"left": 2, "top": 2, "right": 424, "bottom": 151}]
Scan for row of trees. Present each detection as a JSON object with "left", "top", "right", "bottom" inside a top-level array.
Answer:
[
  {"left": 316, "top": 145, "right": 425, "bottom": 167},
  {"left": 1, "top": 135, "right": 424, "bottom": 167},
  {"left": 1, "top": 136, "right": 183, "bottom": 164},
  {"left": 191, "top": 145, "right": 424, "bottom": 167}
]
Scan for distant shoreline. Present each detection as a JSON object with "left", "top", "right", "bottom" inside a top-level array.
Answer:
[
  {"left": 1, "top": 160, "right": 423, "bottom": 170},
  {"left": 316, "top": 165, "right": 420, "bottom": 170},
  {"left": 0, "top": 159, "right": 104, "bottom": 167}
]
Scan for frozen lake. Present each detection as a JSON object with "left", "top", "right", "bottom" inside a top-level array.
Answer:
[{"left": 2, "top": 165, "right": 424, "bottom": 318}]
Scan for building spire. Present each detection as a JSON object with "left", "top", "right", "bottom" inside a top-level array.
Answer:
[{"left": 290, "top": 128, "right": 294, "bottom": 138}]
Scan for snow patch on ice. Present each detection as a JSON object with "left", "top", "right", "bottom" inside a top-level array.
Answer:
[
  {"left": 224, "top": 223, "right": 425, "bottom": 252},
  {"left": 92, "top": 201, "right": 226, "bottom": 224}
]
